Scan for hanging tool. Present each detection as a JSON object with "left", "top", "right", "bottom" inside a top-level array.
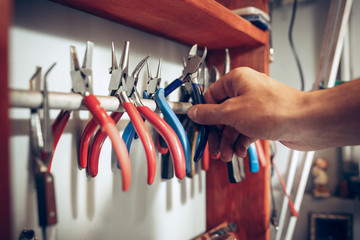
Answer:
[
  {"left": 154, "top": 44, "right": 207, "bottom": 174},
  {"left": 208, "top": 49, "right": 247, "bottom": 183},
  {"left": 86, "top": 42, "right": 160, "bottom": 184},
  {"left": 70, "top": 41, "right": 131, "bottom": 191},
  {"left": 29, "top": 64, "right": 57, "bottom": 240},
  {"left": 199, "top": 64, "right": 210, "bottom": 171},
  {"left": 91, "top": 57, "right": 186, "bottom": 180}
]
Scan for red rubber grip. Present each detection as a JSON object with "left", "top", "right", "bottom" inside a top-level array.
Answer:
[
  {"left": 122, "top": 102, "right": 157, "bottom": 185},
  {"left": 138, "top": 106, "right": 186, "bottom": 179},
  {"left": 47, "top": 110, "right": 71, "bottom": 171},
  {"left": 201, "top": 143, "right": 210, "bottom": 171},
  {"left": 88, "top": 112, "right": 124, "bottom": 178},
  {"left": 254, "top": 140, "right": 267, "bottom": 167}
]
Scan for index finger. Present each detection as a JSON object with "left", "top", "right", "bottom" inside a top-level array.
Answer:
[{"left": 204, "top": 69, "right": 242, "bottom": 104}]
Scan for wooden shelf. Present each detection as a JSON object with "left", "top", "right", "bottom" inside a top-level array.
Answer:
[{"left": 52, "top": 0, "right": 267, "bottom": 49}]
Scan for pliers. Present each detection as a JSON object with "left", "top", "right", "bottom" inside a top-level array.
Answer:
[
  {"left": 71, "top": 41, "right": 131, "bottom": 191},
  {"left": 29, "top": 64, "right": 57, "bottom": 240},
  {"left": 87, "top": 42, "right": 158, "bottom": 185},
  {"left": 154, "top": 44, "right": 207, "bottom": 174},
  {"left": 120, "top": 59, "right": 186, "bottom": 179},
  {"left": 208, "top": 49, "right": 259, "bottom": 183}
]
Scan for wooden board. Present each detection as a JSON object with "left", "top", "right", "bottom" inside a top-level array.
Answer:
[
  {"left": 52, "top": 0, "right": 267, "bottom": 50},
  {"left": 206, "top": 43, "right": 271, "bottom": 239},
  {"left": 0, "top": 0, "right": 11, "bottom": 238}
]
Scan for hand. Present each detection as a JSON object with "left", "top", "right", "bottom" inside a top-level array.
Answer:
[{"left": 187, "top": 67, "right": 304, "bottom": 161}]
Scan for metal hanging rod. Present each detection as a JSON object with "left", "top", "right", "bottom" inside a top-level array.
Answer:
[{"left": 9, "top": 89, "right": 192, "bottom": 114}]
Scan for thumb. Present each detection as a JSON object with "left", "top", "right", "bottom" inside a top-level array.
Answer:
[{"left": 187, "top": 104, "right": 227, "bottom": 125}]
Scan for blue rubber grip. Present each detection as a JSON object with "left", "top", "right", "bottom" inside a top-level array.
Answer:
[
  {"left": 192, "top": 83, "right": 209, "bottom": 162},
  {"left": 154, "top": 88, "right": 192, "bottom": 174},
  {"left": 248, "top": 143, "right": 259, "bottom": 173},
  {"left": 116, "top": 121, "right": 136, "bottom": 169},
  {"left": 123, "top": 122, "right": 136, "bottom": 152},
  {"left": 164, "top": 79, "right": 183, "bottom": 97}
]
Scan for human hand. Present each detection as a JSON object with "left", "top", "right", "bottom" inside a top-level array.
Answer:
[{"left": 187, "top": 67, "right": 304, "bottom": 161}]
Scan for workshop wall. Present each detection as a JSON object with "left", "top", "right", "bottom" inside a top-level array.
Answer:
[{"left": 9, "top": 0, "right": 205, "bottom": 239}]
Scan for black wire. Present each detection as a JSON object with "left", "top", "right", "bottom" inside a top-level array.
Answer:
[{"left": 288, "top": 0, "right": 305, "bottom": 91}]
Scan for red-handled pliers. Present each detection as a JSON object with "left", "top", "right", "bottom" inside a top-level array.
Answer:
[
  {"left": 70, "top": 41, "right": 131, "bottom": 191},
  {"left": 87, "top": 42, "right": 158, "bottom": 185},
  {"left": 78, "top": 41, "right": 129, "bottom": 171}
]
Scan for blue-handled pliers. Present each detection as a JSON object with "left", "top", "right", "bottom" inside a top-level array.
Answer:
[
  {"left": 122, "top": 59, "right": 187, "bottom": 179},
  {"left": 159, "top": 44, "right": 208, "bottom": 174}
]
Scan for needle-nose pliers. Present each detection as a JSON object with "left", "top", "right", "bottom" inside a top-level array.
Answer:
[
  {"left": 29, "top": 64, "right": 57, "bottom": 240},
  {"left": 87, "top": 42, "right": 158, "bottom": 185},
  {"left": 71, "top": 41, "right": 131, "bottom": 191},
  {"left": 154, "top": 44, "right": 207, "bottom": 174}
]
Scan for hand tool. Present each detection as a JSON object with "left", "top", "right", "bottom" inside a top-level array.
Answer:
[
  {"left": 187, "top": 62, "right": 209, "bottom": 164},
  {"left": 208, "top": 49, "right": 246, "bottom": 182},
  {"left": 86, "top": 43, "right": 171, "bottom": 184},
  {"left": 179, "top": 81, "right": 198, "bottom": 178},
  {"left": 101, "top": 58, "right": 186, "bottom": 180},
  {"left": 254, "top": 140, "right": 267, "bottom": 167},
  {"left": 71, "top": 41, "right": 131, "bottom": 191},
  {"left": 224, "top": 48, "right": 260, "bottom": 174},
  {"left": 85, "top": 41, "right": 154, "bottom": 183},
  {"left": 199, "top": 64, "right": 210, "bottom": 171},
  {"left": 155, "top": 44, "right": 207, "bottom": 174},
  {"left": 29, "top": 64, "right": 57, "bottom": 240}
]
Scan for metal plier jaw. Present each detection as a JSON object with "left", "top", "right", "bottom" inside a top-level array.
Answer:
[
  {"left": 179, "top": 44, "right": 207, "bottom": 81},
  {"left": 145, "top": 59, "right": 162, "bottom": 98},
  {"left": 164, "top": 44, "right": 207, "bottom": 97},
  {"left": 108, "top": 41, "right": 129, "bottom": 96},
  {"left": 70, "top": 41, "right": 94, "bottom": 95},
  {"left": 110, "top": 41, "right": 149, "bottom": 102}
]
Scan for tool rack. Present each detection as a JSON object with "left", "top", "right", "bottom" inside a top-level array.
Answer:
[{"left": 1, "top": 0, "right": 270, "bottom": 239}]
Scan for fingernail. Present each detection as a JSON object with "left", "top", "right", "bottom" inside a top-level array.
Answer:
[{"left": 187, "top": 106, "right": 198, "bottom": 119}]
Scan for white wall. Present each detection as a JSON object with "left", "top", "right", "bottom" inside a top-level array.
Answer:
[
  {"left": 270, "top": 0, "right": 360, "bottom": 239},
  {"left": 9, "top": 0, "right": 206, "bottom": 239}
]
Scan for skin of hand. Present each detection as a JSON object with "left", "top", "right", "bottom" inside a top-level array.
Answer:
[{"left": 187, "top": 67, "right": 360, "bottom": 162}]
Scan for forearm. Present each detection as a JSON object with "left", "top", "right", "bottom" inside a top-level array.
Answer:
[{"left": 281, "top": 79, "right": 360, "bottom": 150}]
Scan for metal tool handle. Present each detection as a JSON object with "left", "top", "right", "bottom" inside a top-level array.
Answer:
[
  {"left": 227, "top": 155, "right": 245, "bottom": 184},
  {"left": 35, "top": 172, "right": 57, "bottom": 227}
]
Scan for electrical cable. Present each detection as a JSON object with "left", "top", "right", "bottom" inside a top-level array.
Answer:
[{"left": 288, "top": 0, "right": 305, "bottom": 91}]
